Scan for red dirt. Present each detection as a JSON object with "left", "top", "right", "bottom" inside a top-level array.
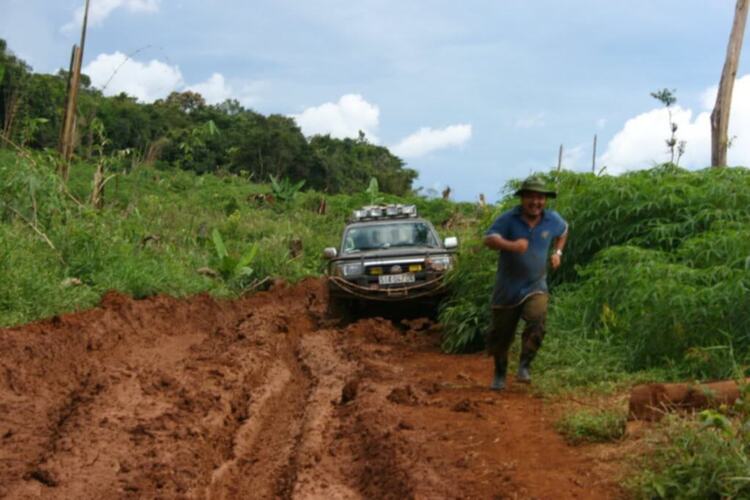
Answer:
[
  {"left": 0, "top": 279, "right": 626, "bottom": 499},
  {"left": 630, "top": 379, "right": 746, "bottom": 420}
]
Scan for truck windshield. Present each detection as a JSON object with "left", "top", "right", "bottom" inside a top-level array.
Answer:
[{"left": 343, "top": 222, "right": 439, "bottom": 253}]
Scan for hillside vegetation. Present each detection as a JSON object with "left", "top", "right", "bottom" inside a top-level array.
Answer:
[
  {"left": 0, "top": 148, "right": 475, "bottom": 328},
  {"left": 0, "top": 39, "right": 416, "bottom": 195}
]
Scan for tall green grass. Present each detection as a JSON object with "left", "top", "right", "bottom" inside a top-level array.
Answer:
[{"left": 440, "top": 165, "right": 750, "bottom": 383}]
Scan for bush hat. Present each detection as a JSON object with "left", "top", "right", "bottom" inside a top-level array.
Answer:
[{"left": 514, "top": 176, "right": 557, "bottom": 198}]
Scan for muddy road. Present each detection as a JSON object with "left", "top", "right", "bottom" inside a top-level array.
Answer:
[{"left": 0, "top": 279, "right": 625, "bottom": 499}]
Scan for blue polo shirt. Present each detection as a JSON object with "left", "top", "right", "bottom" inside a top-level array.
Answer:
[{"left": 485, "top": 206, "right": 568, "bottom": 307}]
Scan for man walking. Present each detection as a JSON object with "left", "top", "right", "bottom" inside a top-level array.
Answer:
[{"left": 483, "top": 177, "right": 568, "bottom": 390}]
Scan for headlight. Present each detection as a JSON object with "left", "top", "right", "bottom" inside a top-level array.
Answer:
[
  {"left": 426, "top": 255, "right": 452, "bottom": 272},
  {"left": 334, "top": 262, "right": 364, "bottom": 277}
]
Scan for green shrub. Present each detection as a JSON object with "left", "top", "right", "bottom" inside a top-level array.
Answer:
[
  {"left": 439, "top": 165, "right": 750, "bottom": 382},
  {"left": 675, "top": 220, "right": 750, "bottom": 270},
  {"left": 567, "top": 246, "right": 750, "bottom": 376},
  {"left": 630, "top": 412, "right": 750, "bottom": 499},
  {"left": 551, "top": 166, "right": 750, "bottom": 283},
  {"left": 555, "top": 408, "right": 626, "bottom": 445}
]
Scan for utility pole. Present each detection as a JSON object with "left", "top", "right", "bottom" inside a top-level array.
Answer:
[
  {"left": 556, "top": 144, "right": 563, "bottom": 172},
  {"left": 592, "top": 134, "right": 597, "bottom": 173},
  {"left": 59, "top": 0, "right": 91, "bottom": 180},
  {"left": 711, "top": 0, "right": 749, "bottom": 168}
]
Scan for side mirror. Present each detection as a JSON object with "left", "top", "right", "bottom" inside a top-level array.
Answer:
[
  {"left": 323, "top": 247, "right": 338, "bottom": 259},
  {"left": 444, "top": 237, "right": 458, "bottom": 249}
]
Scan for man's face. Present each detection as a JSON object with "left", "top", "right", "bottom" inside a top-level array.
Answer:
[{"left": 520, "top": 192, "right": 547, "bottom": 218}]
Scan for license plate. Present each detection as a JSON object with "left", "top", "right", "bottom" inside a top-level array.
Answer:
[{"left": 378, "top": 273, "right": 416, "bottom": 285}]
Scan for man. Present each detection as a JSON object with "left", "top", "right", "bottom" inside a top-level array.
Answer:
[{"left": 483, "top": 176, "right": 568, "bottom": 390}]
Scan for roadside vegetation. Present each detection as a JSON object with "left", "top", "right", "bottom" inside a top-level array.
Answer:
[{"left": 0, "top": 148, "right": 476, "bottom": 327}]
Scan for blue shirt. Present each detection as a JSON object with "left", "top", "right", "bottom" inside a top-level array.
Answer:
[{"left": 485, "top": 206, "right": 568, "bottom": 307}]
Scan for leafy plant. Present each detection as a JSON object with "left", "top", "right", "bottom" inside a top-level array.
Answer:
[
  {"left": 19, "top": 117, "right": 49, "bottom": 147},
  {"left": 629, "top": 386, "right": 750, "bottom": 499},
  {"left": 269, "top": 175, "right": 305, "bottom": 204},
  {"left": 211, "top": 228, "right": 258, "bottom": 283},
  {"left": 365, "top": 177, "right": 385, "bottom": 205},
  {"left": 651, "top": 88, "right": 686, "bottom": 165},
  {"left": 176, "top": 120, "right": 220, "bottom": 171}
]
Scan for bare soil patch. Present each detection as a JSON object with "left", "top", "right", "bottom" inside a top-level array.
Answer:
[{"left": 0, "top": 279, "right": 627, "bottom": 499}]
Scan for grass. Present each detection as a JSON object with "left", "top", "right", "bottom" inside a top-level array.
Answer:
[
  {"left": 627, "top": 413, "right": 750, "bottom": 499},
  {"left": 0, "top": 148, "right": 480, "bottom": 327},
  {"left": 555, "top": 408, "right": 627, "bottom": 445}
]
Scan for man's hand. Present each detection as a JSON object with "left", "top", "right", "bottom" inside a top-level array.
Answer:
[
  {"left": 484, "top": 235, "right": 529, "bottom": 253},
  {"left": 512, "top": 238, "right": 529, "bottom": 254},
  {"left": 550, "top": 253, "right": 561, "bottom": 270}
]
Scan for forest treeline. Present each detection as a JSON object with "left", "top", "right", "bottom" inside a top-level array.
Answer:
[{"left": 0, "top": 39, "right": 416, "bottom": 195}]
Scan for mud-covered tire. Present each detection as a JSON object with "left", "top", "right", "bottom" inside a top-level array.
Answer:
[{"left": 326, "top": 295, "right": 353, "bottom": 322}]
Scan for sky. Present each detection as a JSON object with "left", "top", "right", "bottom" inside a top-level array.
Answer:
[{"left": 2, "top": 0, "right": 750, "bottom": 201}]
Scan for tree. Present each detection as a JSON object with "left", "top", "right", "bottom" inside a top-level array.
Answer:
[
  {"left": 0, "top": 39, "right": 31, "bottom": 144},
  {"left": 711, "top": 0, "right": 749, "bottom": 168},
  {"left": 161, "top": 91, "right": 206, "bottom": 114},
  {"left": 650, "top": 88, "right": 686, "bottom": 165}
]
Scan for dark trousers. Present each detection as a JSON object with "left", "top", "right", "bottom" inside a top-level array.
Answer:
[{"left": 486, "top": 293, "right": 548, "bottom": 365}]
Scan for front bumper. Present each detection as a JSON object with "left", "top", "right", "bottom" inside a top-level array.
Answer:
[{"left": 328, "top": 272, "right": 448, "bottom": 302}]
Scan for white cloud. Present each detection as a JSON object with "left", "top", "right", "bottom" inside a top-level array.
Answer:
[
  {"left": 391, "top": 124, "right": 472, "bottom": 159},
  {"left": 83, "top": 52, "right": 262, "bottom": 106},
  {"left": 601, "top": 74, "right": 750, "bottom": 173},
  {"left": 186, "top": 73, "right": 232, "bottom": 105},
  {"left": 83, "top": 51, "right": 183, "bottom": 102},
  {"left": 562, "top": 144, "right": 585, "bottom": 168},
  {"left": 515, "top": 112, "right": 546, "bottom": 129},
  {"left": 63, "top": 0, "right": 159, "bottom": 32},
  {"left": 291, "top": 94, "right": 380, "bottom": 142},
  {"left": 185, "top": 74, "right": 263, "bottom": 107}
]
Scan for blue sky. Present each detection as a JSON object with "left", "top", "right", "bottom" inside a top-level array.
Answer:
[{"left": 2, "top": 0, "right": 749, "bottom": 200}]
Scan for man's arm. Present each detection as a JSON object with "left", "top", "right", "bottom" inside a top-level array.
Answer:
[
  {"left": 484, "top": 234, "right": 528, "bottom": 253},
  {"left": 549, "top": 230, "right": 568, "bottom": 270}
]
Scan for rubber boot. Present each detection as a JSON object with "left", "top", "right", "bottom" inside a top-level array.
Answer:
[
  {"left": 491, "top": 357, "right": 507, "bottom": 391},
  {"left": 516, "top": 356, "right": 532, "bottom": 384}
]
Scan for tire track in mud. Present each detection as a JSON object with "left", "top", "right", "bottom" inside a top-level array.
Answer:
[{"left": 0, "top": 279, "right": 626, "bottom": 499}]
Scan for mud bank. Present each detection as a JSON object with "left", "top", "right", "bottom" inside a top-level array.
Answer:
[{"left": 0, "top": 279, "right": 623, "bottom": 499}]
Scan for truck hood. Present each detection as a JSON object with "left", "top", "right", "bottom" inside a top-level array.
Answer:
[{"left": 335, "top": 246, "right": 451, "bottom": 262}]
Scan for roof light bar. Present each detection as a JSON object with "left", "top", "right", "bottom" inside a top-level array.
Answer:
[{"left": 350, "top": 204, "right": 418, "bottom": 221}]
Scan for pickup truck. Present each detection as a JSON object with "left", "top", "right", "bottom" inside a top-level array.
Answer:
[{"left": 323, "top": 204, "right": 458, "bottom": 314}]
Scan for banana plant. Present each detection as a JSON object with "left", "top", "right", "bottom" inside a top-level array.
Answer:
[
  {"left": 211, "top": 228, "right": 258, "bottom": 281},
  {"left": 269, "top": 175, "right": 305, "bottom": 204},
  {"left": 365, "top": 177, "right": 385, "bottom": 205}
]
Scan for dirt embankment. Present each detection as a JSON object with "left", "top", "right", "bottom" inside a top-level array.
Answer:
[{"left": 0, "top": 279, "right": 624, "bottom": 499}]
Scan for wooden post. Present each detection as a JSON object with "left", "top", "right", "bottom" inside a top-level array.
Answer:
[
  {"left": 592, "top": 134, "right": 597, "bottom": 173},
  {"left": 556, "top": 144, "right": 563, "bottom": 172},
  {"left": 57, "top": 0, "right": 91, "bottom": 178},
  {"left": 59, "top": 45, "right": 82, "bottom": 178},
  {"left": 59, "top": 45, "right": 77, "bottom": 152},
  {"left": 711, "top": 0, "right": 749, "bottom": 168}
]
